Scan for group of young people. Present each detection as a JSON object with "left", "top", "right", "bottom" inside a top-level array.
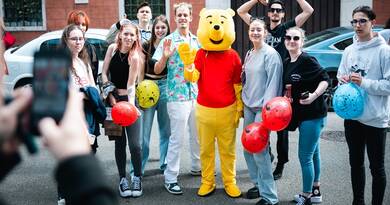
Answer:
[{"left": 0, "top": 1, "right": 388, "bottom": 205}]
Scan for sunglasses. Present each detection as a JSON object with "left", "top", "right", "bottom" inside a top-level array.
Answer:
[
  {"left": 285, "top": 35, "right": 300, "bottom": 41},
  {"left": 350, "top": 18, "right": 369, "bottom": 26},
  {"left": 268, "top": 8, "right": 284, "bottom": 13}
]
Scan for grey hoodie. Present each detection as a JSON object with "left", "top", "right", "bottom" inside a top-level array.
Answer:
[{"left": 337, "top": 34, "right": 390, "bottom": 128}]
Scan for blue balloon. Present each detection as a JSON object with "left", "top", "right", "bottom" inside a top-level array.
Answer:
[{"left": 333, "top": 83, "right": 365, "bottom": 119}]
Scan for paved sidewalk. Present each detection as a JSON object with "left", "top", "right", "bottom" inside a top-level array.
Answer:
[{"left": 0, "top": 113, "right": 389, "bottom": 205}]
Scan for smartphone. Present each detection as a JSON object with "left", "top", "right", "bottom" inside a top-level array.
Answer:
[
  {"left": 300, "top": 91, "right": 310, "bottom": 100},
  {"left": 30, "top": 48, "right": 71, "bottom": 135}
]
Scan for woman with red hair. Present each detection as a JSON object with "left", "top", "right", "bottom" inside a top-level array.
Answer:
[{"left": 67, "top": 10, "right": 99, "bottom": 83}]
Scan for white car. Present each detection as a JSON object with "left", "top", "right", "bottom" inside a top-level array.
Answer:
[{"left": 3, "top": 28, "right": 109, "bottom": 95}]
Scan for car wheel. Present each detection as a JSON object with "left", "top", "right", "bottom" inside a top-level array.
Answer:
[
  {"left": 14, "top": 78, "right": 32, "bottom": 90},
  {"left": 323, "top": 72, "right": 338, "bottom": 112}
]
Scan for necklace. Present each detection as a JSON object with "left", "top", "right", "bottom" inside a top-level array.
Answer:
[{"left": 119, "top": 52, "right": 127, "bottom": 62}]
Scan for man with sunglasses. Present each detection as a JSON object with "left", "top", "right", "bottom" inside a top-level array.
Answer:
[{"left": 238, "top": 0, "right": 313, "bottom": 187}]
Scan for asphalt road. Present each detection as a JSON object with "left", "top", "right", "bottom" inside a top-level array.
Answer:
[{"left": 0, "top": 112, "right": 389, "bottom": 205}]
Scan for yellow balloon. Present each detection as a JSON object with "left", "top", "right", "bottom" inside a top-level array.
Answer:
[{"left": 136, "top": 80, "right": 160, "bottom": 108}]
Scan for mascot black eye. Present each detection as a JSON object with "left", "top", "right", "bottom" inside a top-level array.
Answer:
[
  {"left": 221, "top": 21, "right": 224, "bottom": 24},
  {"left": 209, "top": 21, "right": 212, "bottom": 24}
]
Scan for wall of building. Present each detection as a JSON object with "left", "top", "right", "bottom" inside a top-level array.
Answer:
[
  {"left": 169, "top": 0, "right": 205, "bottom": 34},
  {"left": 11, "top": 0, "right": 119, "bottom": 45},
  {"left": 340, "top": 0, "right": 372, "bottom": 26},
  {"left": 373, "top": 0, "right": 390, "bottom": 25},
  {"left": 205, "top": 0, "right": 230, "bottom": 9}
]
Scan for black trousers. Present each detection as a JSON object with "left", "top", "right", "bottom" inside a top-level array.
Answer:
[
  {"left": 344, "top": 120, "right": 387, "bottom": 205},
  {"left": 114, "top": 95, "right": 142, "bottom": 178},
  {"left": 276, "top": 130, "right": 289, "bottom": 164}
]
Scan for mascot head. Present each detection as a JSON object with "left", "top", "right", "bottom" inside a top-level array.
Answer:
[{"left": 197, "top": 8, "right": 236, "bottom": 51}]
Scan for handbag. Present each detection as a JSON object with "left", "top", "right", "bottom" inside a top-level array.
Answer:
[
  {"left": 103, "top": 107, "right": 123, "bottom": 140},
  {"left": 3, "top": 31, "right": 16, "bottom": 49}
]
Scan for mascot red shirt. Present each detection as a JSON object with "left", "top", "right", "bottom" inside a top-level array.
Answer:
[
  {"left": 194, "top": 49, "right": 241, "bottom": 108},
  {"left": 177, "top": 8, "right": 243, "bottom": 198}
]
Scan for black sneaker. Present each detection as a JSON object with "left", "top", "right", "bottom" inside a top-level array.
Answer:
[
  {"left": 164, "top": 182, "right": 183, "bottom": 195},
  {"left": 130, "top": 176, "right": 143, "bottom": 197},
  {"left": 273, "top": 163, "right": 284, "bottom": 180},
  {"left": 256, "top": 198, "right": 278, "bottom": 205},
  {"left": 118, "top": 177, "right": 131, "bottom": 197},
  {"left": 246, "top": 186, "right": 260, "bottom": 199},
  {"left": 296, "top": 195, "right": 312, "bottom": 205},
  {"left": 311, "top": 186, "right": 322, "bottom": 203}
]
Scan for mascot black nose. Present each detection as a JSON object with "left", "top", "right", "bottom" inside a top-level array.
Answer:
[{"left": 214, "top": 25, "right": 220, "bottom": 30}]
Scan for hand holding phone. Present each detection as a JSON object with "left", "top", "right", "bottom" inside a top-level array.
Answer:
[
  {"left": 30, "top": 48, "right": 71, "bottom": 135},
  {"left": 300, "top": 91, "right": 310, "bottom": 100}
]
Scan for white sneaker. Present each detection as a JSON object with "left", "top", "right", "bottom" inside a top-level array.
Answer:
[
  {"left": 118, "top": 177, "right": 132, "bottom": 197},
  {"left": 57, "top": 198, "right": 66, "bottom": 205},
  {"left": 130, "top": 176, "right": 143, "bottom": 197}
]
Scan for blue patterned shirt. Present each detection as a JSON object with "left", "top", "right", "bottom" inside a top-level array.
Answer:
[{"left": 152, "top": 30, "right": 200, "bottom": 102}]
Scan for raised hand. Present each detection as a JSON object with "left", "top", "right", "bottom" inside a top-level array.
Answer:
[{"left": 163, "top": 39, "right": 176, "bottom": 59}]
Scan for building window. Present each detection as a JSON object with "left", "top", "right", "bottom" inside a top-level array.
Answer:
[
  {"left": 124, "top": 0, "right": 166, "bottom": 20},
  {"left": 2, "top": 0, "right": 46, "bottom": 31}
]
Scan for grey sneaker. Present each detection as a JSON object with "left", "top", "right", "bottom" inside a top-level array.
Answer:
[
  {"left": 130, "top": 176, "right": 143, "bottom": 197},
  {"left": 118, "top": 177, "right": 131, "bottom": 198}
]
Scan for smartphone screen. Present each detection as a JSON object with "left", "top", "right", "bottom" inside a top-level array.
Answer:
[{"left": 31, "top": 49, "right": 71, "bottom": 132}]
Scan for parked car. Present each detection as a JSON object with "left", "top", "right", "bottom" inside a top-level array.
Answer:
[
  {"left": 3, "top": 28, "right": 109, "bottom": 95},
  {"left": 303, "top": 26, "right": 383, "bottom": 110}
]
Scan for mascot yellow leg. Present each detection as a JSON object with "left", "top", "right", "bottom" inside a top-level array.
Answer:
[{"left": 196, "top": 103, "right": 241, "bottom": 198}]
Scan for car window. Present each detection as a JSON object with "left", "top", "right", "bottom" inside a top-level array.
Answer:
[
  {"left": 333, "top": 38, "right": 353, "bottom": 50},
  {"left": 304, "top": 31, "right": 339, "bottom": 48},
  {"left": 87, "top": 38, "right": 108, "bottom": 61},
  {"left": 40, "top": 39, "right": 61, "bottom": 51}
]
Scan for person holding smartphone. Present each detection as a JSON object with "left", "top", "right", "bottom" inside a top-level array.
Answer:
[
  {"left": 238, "top": 0, "right": 314, "bottom": 183},
  {"left": 282, "top": 27, "right": 329, "bottom": 205},
  {"left": 337, "top": 6, "right": 390, "bottom": 205},
  {"left": 101, "top": 19, "right": 145, "bottom": 198},
  {"left": 0, "top": 88, "right": 118, "bottom": 205}
]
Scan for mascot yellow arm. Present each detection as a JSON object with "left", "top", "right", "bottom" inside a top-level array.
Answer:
[
  {"left": 178, "top": 43, "right": 200, "bottom": 83},
  {"left": 234, "top": 83, "right": 243, "bottom": 127}
]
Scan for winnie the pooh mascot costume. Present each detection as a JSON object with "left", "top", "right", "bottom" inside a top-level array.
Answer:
[{"left": 177, "top": 8, "right": 243, "bottom": 197}]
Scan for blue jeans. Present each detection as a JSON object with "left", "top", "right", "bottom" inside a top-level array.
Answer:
[
  {"left": 243, "top": 105, "right": 278, "bottom": 204},
  {"left": 141, "top": 79, "right": 170, "bottom": 172},
  {"left": 298, "top": 117, "right": 325, "bottom": 193}
]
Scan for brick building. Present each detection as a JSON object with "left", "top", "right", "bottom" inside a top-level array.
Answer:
[{"left": 0, "top": 0, "right": 389, "bottom": 45}]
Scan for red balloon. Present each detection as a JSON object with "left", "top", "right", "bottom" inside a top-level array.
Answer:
[
  {"left": 262, "top": 97, "right": 292, "bottom": 131},
  {"left": 111, "top": 102, "right": 138, "bottom": 126},
  {"left": 241, "top": 122, "right": 270, "bottom": 153}
]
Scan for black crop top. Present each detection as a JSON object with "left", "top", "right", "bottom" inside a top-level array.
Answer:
[{"left": 109, "top": 51, "right": 130, "bottom": 89}]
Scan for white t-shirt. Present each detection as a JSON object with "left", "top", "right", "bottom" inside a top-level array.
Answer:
[{"left": 71, "top": 58, "right": 94, "bottom": 88}]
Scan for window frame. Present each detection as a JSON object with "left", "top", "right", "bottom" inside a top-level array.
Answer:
[
  {"left": 0, "top": 0, "right": 47, "bottom": 31},
  {"left": 121, "top": 0, "right": 169, "bottom": 22}
]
